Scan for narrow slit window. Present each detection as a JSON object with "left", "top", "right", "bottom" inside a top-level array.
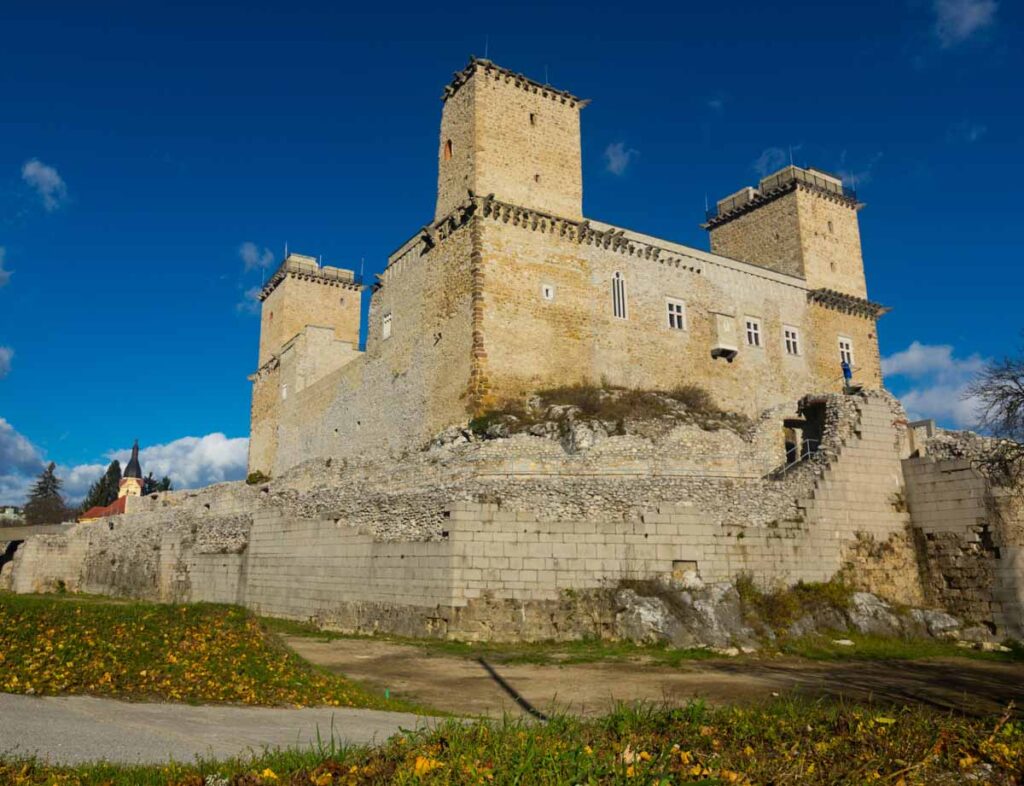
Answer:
[
  {"left": 784, "top": 326, "right": 801, "bottom": 356},
  {"left": 611, "top": 272, "right": 627, "bottom": 319},
  {"left": 443, "top": 139, "right": 453, "bottom": 161},
  {"left": 666, "top": 299, "right": 686, "bottom": 330},
  {"left": 745, "top": 318, "right": 762, "bottom": 347}
]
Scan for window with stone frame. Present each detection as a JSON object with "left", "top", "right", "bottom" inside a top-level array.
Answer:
[
  {"left": 745, "top": 317, "right": 762, "bottom": 347},
  {"left": 382, "top": 312, "right": 392, "bottom": 340},
  {"left": 611, "top": 272, "right": 628, "bottom": 319},
  {"left": 784, "top": 325, "right": 801, "bottom": 356},
  {"left": 839, "top": 337, "right": 854, "bottom": 366},
  {"left": 666, "top": 298, "right": 686, "bottom": 330}
]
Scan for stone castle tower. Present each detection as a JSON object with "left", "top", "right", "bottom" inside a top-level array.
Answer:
[{"left": 435, "top": 59, "right": 585, "bottom": 221}]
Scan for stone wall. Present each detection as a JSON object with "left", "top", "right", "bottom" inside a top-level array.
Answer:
[{"left": 13, "top": 390, "right": 1009, "bottom": 642}]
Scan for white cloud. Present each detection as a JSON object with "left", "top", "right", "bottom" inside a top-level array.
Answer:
[
  {"left": 836, "top": 150, "right": 883, "bottom": 189},
  {"left": 240, "top": 241, "right": 274, "bottom": 271},
  {"left": 107, "top": 433, "right": 249, "bottom": 489},
  {"left": 237, "top": 285, "right": 262, "bottom": 315},
  {"left": 603, "top": 142, "right": 638, "bottom": 176},
  {"left": 21, "top": 158, "right": 68, "bottom": 212},
  {"left": 707, "top": 96, "right": 725, "bottom": 112},
  {"left": 0, "top": 418, "right": 45, "bottom": 506},
  {"left": 882, "top": 341, "right": 987, "bottom": 428},
  {"left": 947, "top": 120, "right": 987, "bottom": 143},
  {"left": 934, "top": 0, "right": 997, "bottom": 47},
  {"left": 0, "top": 421, "right": 249, "bottom": 506},
  {"left": 0, "top": 247, "right": 11, "bottom": 288},
  {"left": 0, "top": 346, "right": 12, "bottom": 378},
  {"left": 753, "top": 147, "right": 787, "bottom": 178}
]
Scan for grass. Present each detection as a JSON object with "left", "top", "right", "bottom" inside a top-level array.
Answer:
[
  {"left": 267, "top": 614, "right": 1024, "bottom": 666},
  {"left": 1, "top": 699, "right": 1021, "bottom": 785},
  {"left": 0, "top": 592, "right": 414, "bottom": 709},
  {"left": 265, "top": 617, "right": 719, "bottom": 666}
]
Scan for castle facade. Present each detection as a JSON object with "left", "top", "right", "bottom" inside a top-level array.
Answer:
[{"left": 249, "top": 58, "right": 887, "bottom": 477}]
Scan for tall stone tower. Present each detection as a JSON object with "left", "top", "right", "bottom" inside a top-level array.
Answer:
[
  {"left": 257, "top": 253, "right": 362, "bottom": 367},
  {"left": 435, "top": 57, "right": 586, "bottom": 221},
  {"left": 118, "top": 440, "right": 143, "bottom": 498},
  {"left": 704, "top": 165, "right": 867, "bottom": 298}
]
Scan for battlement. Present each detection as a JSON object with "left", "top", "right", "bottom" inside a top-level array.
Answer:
[
  {"left": 442, "top": 56, "right": 586, "bottom": 108},
  {"left": 705, "top": 165, "right": 859, "bottom": 227},
  {"left": 258, "top": 253, "right": 360, "bottom": 301}
]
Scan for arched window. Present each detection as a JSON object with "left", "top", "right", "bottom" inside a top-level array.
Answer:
[
  {"left": 443, "top": 139, "right": 453, "bottom": 161},
  {"left": 611, "top": 272, "right": 627, "bottom": 319}
]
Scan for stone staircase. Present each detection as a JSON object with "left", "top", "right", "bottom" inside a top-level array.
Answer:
[{"left": 797, "top": 394, "right": 910, "bottom": 540}]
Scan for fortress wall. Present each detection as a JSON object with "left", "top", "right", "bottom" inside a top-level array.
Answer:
[
  {"left": 904, "top": 457, "right": 1024, "bottom": 636},
  {"left": 477, "top": 216, "right": 877, "bottom": 417},
  {"left": 270, "top": 222, "right": 477, "bottom": 473}
]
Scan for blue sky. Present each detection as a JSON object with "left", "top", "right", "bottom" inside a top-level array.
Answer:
[{"left": 0, "top": 0, "right": 1019, "bottom": 503}]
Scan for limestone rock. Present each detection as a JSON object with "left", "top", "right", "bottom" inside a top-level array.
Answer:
[
  {"left": 613, "top": 589, "right": 681, "bottom": 644},
  {"left": 846, "top": 592, "right": 902, "bottom": 636}
]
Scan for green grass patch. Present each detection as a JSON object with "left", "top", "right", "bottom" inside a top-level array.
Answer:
[
  {"left": 781, "top": 631, "right": 1024, "bottom": 662},
  {"left": 0, "top": 592, "right": 414, "bottom": 709},
  {"left": 264, "top": 618, "right": 719, "bottom": 666},
  {"left": 2, "top": 698, "right": 1021, "bottom": 784}
]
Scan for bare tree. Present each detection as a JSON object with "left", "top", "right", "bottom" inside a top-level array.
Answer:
[{"left": 965, "top": 352, "right": 1024, "bottom": 485}]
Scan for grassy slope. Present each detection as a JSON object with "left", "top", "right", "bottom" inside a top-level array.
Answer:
[
  {"left": 2, "top": 700, "right": 1021, "bottom": 785},
  {"left": 0, "top": 592, "right": 410, "bottom": 709}
]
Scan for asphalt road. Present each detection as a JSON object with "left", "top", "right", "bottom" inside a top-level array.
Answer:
[{"left": 0, "top": 693, "right": 433, "bottom": 765}]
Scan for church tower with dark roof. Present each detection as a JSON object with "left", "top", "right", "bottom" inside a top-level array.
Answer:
[{"left": 118, "top": 440, "right": 144, "bottom": 499}]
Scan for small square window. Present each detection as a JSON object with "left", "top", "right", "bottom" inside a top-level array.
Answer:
[
  {"left": 541, "top": 284, "right": 555, "bottom": 301},
  {"left": 666, "top": 298, "right": 686, "bottom": 330},
  {"left": 784, "top": 326, "right": 801, "bottom": 356},
  {"left": 745, "top": 318, "right": 762, "bottom": 348},
  {"left": 382, "top": 312, "right": 392, "bottom": 340}
]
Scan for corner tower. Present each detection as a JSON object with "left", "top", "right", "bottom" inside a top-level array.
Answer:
[
  {"left": 704, "top": 165, "right": 867, "bottom": 298},
  {"left": 435, "top": 57, "right": 585, "bottom": 221}
]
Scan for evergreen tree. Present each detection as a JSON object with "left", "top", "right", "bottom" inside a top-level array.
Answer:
[
  {"left": 141, "top": 473, "right": 173, "bottom": 495},
  {"left": 23, "top": 463, "right": 69, "bottom": 525},
  {"left": 80, "top": 460, "right": 122, "bottom": 511}
]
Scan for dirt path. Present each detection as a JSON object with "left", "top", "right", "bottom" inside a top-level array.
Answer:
[{"left": 286, "top": 636, "right": 1024, "bottom": 719}]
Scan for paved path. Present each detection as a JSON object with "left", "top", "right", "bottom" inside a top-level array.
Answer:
[{"left": 0, "top": 693, "right": 434, "bottom": 765}]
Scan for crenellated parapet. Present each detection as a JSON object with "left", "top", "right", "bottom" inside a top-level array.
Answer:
[
  {"left": 442, "top": 56, "right": 587, "bottom": 108},
  {"left": 807, "top": 288, "right": 889, "bottom": 319},
  {"left": 258, "top": 255, "right": 362, "bottom": 302}
]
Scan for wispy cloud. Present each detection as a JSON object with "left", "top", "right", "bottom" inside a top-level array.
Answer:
[
  {"left": 836, "top": 150, "right": 883, "bottom": 189},
  {"left": 0, "top": 418, "right": 250, "bottom": 506},
  {"left": 0, "top": 247, "right": 10, "bottom": 288},
  {"left": 946, "top": 120, "right": 987, "bottom": 143},
  {"left": 239, "top": 241, "right": 274, "bottom": 272},
  {"left": 753, "top": 147, "right": 787, "bottom": 178},
  {"left": 21, "top": 158, "right": 68, "bottom": 212},
  {"left": 882, "top": 341, "right": 987, "bottom": 428},
  {"left": 706, "top": 95, "right": 726, "bottom": 113},
  {"left": 603, "top": 142, "right": 639, "bottom": 176},
  {"left": 934, "top": 0, "right": 997, "bottom": 47},
  {"left": 236, "top": 285, "right": 262, "bottom": 315},
  {"left": 0, "top": 346, "right": 13, "bottom": 378}
]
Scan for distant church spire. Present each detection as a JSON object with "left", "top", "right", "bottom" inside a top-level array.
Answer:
[{"left": 124, "top": 439, "right": 143, "bottom": 479}]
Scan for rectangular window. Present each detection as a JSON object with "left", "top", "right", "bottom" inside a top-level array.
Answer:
[
  {"left": 382, "top": 312, "right": 392, "bottom": 340},
  {"left": 612, "top": 272, "right": 627, "bottom": 319},
  {"left": 666, "top": 299, "right": 686, "bottom": 330},
  {"left": 839, "top": 337, "right": 854, "bottom": 366},
  {"left": 784, "top": 326, "right": 801, "bottom": 356},
  {"left": 541, "top": 284, "right": 555, "bottom": 301},
  {"left": 745, "top": 317, "right": 762, "bottom": 347}
]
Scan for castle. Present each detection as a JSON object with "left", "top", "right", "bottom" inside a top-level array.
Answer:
[
  {"left": 248, "top": 57, "right": 887, "bottom": 477},
  {"left": 3, "top": 58, "right": 1020, "bottom": 644}
]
